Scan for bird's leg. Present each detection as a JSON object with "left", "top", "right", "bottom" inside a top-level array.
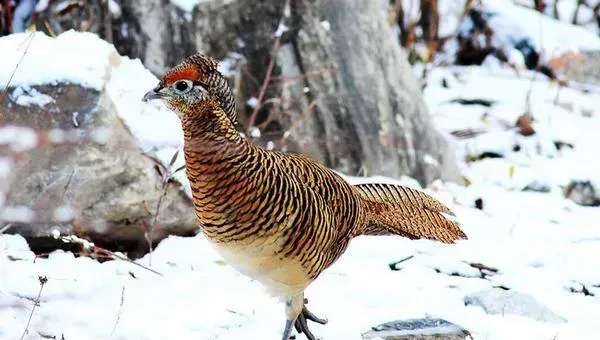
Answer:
[
  {"left": 281, "top": 319, "right": 295, "bottom": 340},
  {"left": 290, "top": 298, "right": 328, "bottom": 340},
  {"left": 282, "top": 294, "right": 304, "bottom": 340}
]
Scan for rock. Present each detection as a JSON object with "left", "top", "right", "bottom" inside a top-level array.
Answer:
[
  {"left": 1, "top": 84, "right": 197, "bottom": 256},
  {"left": 564, "top": 180, "right": 600, "bottom": 207},
  {"left": 560, "top": 51, "right": 600, "bottom": 86},
  {"left": 464, "top": 289, "right": 567, "bottom": 324},
  {"left": 522, "top": 180, "right": 551, "bottom": 193},
  {"left": 29, "top": 0, "right": 460, "bottom": 185},
  {"left": 515, "top": 113, "right": 535, "bottom": 137},
  {"left": 362, "top": 318, "right": 469, "bottom": 340}
]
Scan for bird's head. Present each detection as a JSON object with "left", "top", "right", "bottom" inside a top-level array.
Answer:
[{"left": 142, "top": 53, "right": 238, "bottom": 126}]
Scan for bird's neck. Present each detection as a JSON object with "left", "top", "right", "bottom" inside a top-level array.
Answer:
[
  {"left": 180, "top": 101, "right": 256, "bottom": 226},
  {"left": 180, "top": 101, "right": 248, "bottom": 156}
]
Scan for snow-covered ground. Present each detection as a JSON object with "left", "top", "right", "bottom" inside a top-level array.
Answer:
[
  {"left": 2, "top": 2, "right": 600, "bottom": 340},
  {"left": 425, "top": 65, "right": 600, "bottom": 190},
  {"left": 1, "top": 175, "right": 600, "bottom": 339}
]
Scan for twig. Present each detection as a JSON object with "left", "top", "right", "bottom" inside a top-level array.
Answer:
[
  {"left": 54, "top": 231, "right": 163, "bottom": 276},
  {"left": 275, "top": 99, "right": 317, "bottom": 150},
  {"left": 111, "top": 286, "right": 126, "bottom": 335},
  {"left": 103, "top": 0, "right": 113, "bottom": 43},
  {"left": 468, "top": 262, "right": 498, "bottom": 273},
  {"left": 1, "top": 31, "right": 35, "bottom": 121},
  {"left": 0, "top": 223, "right": 11, "bottom": 234},
  {"left": 388, "top": 255, "right": 415, "bottom": 270},
  {"left": 145, "top": 149, "right": 181, "bottom": 265},
  {"left": 43, "top": 20, "right": 56, "bottom": 37},
  {"left": 569, "top": 282, "right": 595, "bottom": 297},
  {"left": 20, "top": 276, "right": 47, "bottom": 340},
  {"left": 525, "top": 9, "right": 546, "bottom": 113},
  {"left": 59, "top": 169, "right": 75, "bottom": 203},
  {"left": 97, "top": 245, "right": 164, "bottom": 276},
  {"left": 246, "top": 0, "right": 291, "bottom": 132},
  {"left": 468, "top": 262, "right": 499, "bottom": 279},
  {"left": 226, "top": 308, "right": 250, "bottom": 320}
]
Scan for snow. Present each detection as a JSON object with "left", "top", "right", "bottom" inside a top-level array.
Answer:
[
  {"left": 485, "top": 0, "right": 600, "bottom": 56},
  {"left": 513, "top": 0, "right": 600, "bottom": 34},
  {"left": 218, "top": 52, "right": 244, "bottom": 78},
  {"left": 11, "top": 86, "right": 55, "bottom": 107},
  {"left": 170, "top": 0, "right": 206, "bottom": 13},
  {"left": 1, "top": 188, "right": 599, "bottom": 339},
  {"left": 34, "top": 0, "right": 49, "bottom": 13},
  {"left": 0, "top": 31, "right": 114, "bottom": 90},
  {"left": 104, "top": 55, "right": 184, "bottom": 152},
  {"left": 274, "top": 22, "right": 289, "bottom": 38},
  {"left": 424, "top": 65, "right": 600, "bottom": 192},
  {"left": 108, "top": 0, "right": 122, "bottom": 18},
  {"left": 249, "top": 126, "right": 261, "bottom": 138},
  {"left": 432, "top": 0, "right": 600, "bottom": 64},
  {"left": 246, "top": 96, "right": 259, "bottom": 108},
  {"left": 1, "top": 3, "right": 600, "bottom": 340}
]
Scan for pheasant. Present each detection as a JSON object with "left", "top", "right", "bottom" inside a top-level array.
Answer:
[{"left": 142, "top": 53, "right": 467, "bottom": 340}]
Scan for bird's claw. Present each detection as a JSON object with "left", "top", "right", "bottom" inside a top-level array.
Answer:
[{"left": 292, "top": 299, "right": 327, "bottom": 340}]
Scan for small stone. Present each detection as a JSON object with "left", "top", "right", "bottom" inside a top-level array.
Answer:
[
  {"left": 51, "top": 229, "right": 61, "bottom": 239},
  {"left": 564, "top": 180, "right": 600, "bottom": 207},
  {"left": 362, "top": 318, "right": 469, "bottom": 340},
  {"left": 522, "top": 180, "right": 551, "bottom": 193}
]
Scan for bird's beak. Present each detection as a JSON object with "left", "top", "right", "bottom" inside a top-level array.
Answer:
[{"left": 142, "top": 87, "right": 166, "bottom": 103}]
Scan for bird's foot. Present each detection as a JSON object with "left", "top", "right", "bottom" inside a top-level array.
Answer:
[{"left": 292, "top": 299, "right": 327, "bottom": 340}]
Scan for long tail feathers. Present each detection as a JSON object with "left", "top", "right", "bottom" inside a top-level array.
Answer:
[{"left": 354, "top": 183, "right": 467, "bottom": 243}]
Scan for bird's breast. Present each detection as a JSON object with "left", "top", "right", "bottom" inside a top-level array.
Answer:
[{"left": 207, "top": 235, "right": 311, "bottom": 298}]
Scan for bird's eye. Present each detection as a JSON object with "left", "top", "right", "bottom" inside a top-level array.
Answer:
[{"left": 172, "top": 80, "right": 193, "bottom": 94}]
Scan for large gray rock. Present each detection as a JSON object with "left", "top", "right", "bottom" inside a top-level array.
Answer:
[
  {"left": 464, "top": 289, "right": 567, "bottom": 324},
  {"left": 31, "top": 0, "right": 460, "bottom": 185},
  {"left": 362, "top": 318, "right": 470, "bottom": 340},
  {"left": 1, "top": 84, "right": 197, "bottom": 255}
]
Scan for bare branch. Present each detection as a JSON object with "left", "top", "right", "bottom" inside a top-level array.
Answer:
[
  {"left": 1, "top": 31, "right": 35, "bottom": 121},
  {"left": 20, "top": 276, "right": 47, "bottom": 340},
  {"left": 111, "top": 286, "right": 126, "bottom": 335},
  {"left": 246, "top": 0, "right": 291, "bottom": 132}
]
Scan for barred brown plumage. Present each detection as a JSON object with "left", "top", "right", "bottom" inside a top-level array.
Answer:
[{"left": 142, "top": 53, "right": 467, "bottom": 340}]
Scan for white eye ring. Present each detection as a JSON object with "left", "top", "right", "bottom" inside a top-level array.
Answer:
[{"left": 172, "top": 79, "right": 194, "bottom": 94}]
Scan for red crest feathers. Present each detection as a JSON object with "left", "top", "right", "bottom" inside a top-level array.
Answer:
[{"left": 163, "top": 65, "right": 200, "bottom": 86}]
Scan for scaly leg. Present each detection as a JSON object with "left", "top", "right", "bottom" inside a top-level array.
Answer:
[
  {"left": 282, "top": 297, "right": 327, "bottom": 340},
  {"left": 281, "top": 319, "right": 295, "bottom": 340}
]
